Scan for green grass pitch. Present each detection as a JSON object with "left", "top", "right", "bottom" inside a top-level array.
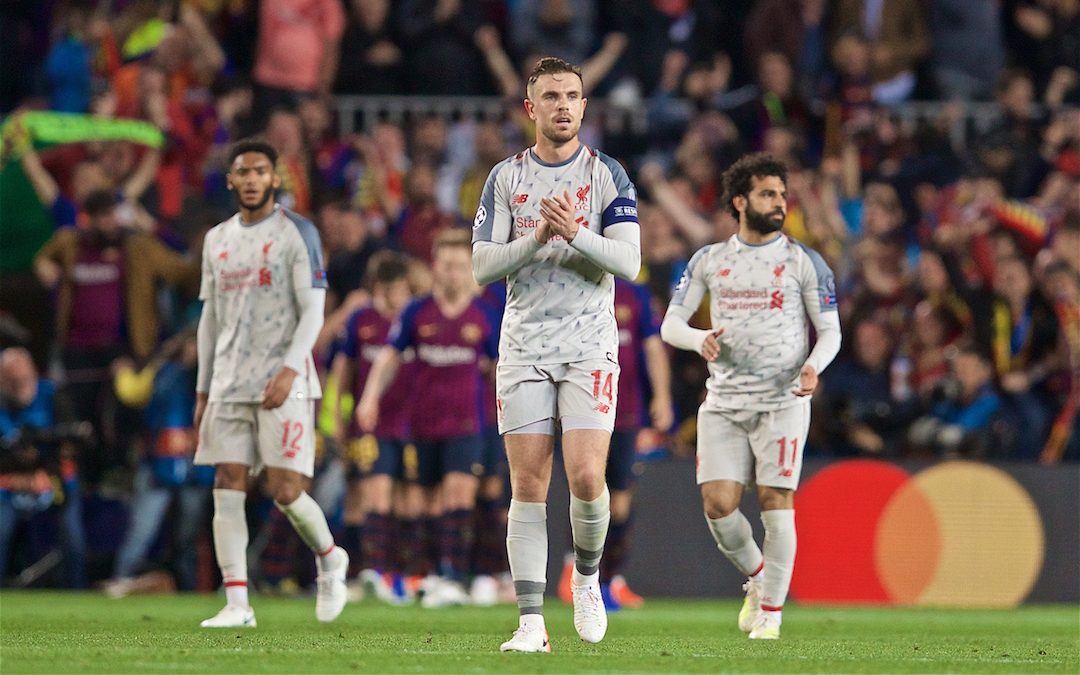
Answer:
[{"left": 1, "top": 592, "right": 1077, "bottom": 673}]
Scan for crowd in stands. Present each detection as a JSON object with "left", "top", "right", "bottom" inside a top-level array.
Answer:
[{"left": 0, "top": 0, "right": 1077, "bottom": 592}]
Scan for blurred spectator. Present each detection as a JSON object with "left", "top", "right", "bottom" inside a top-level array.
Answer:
[
  {"left": 978, "top": 69, "right": 1050, "bottom": 198},
  {"left": 32, "top": 191, "right": 199, "bottom": 458},
  {"left": 1009, "top": 0, "right": 1080, "bottom": 99},
  {"left": 828, "top": 0, "right": 930, "bottom": 104},
  {"left": 904, "top": 300, "right": 964, "bottom": 398},
  {"left": 456, "top": 120, "right": 508, "bottom": 222},
  {"left": 729, "top": 50, "right": 815, "bottom": 153},
  {"left": 744, "top": 0, "right": 828, "bottom": 91},
  {"left": 44, "top": 2, "right": 94, "bottom": 113},
  {"left": 626, "top": 0, "right": 724, "bottom": 96},
  {"left": 510, "top": 0, "right": 596, "bottom": 67},
  {"left": 326, "top": 204, "right": 385, "bottom": 305},
  {"left": 815, "top": 317, "right": 916, "bottom": 456},
  {"left": 344, "top": 126, "right": 407, "bottom": 237},
  {"left": 0, "top": 347, "right": 86, "bottom": 589},
  {"left": 907, "top": 345, "right": 1003, "bottom": 457},
  {"left": 334, "top": 0, "right": 404, "bottom": 95},
  {"left": 397, "top": 0, "right": 493, "bottom": 95},
  {"left": 265, "top": 108, "right": 312, "bottom": 214},
  {"left": 929, "top": 0, "right": 1004, "bottom": 101},
  {"left": 104, "top": 330, "right": 211, "bottom": 594},
  {"left": 299, "top": 97, "right": 352, "bottom": 200},
  {"left": 1040, "top": 262, "right": 1080, "bottom": 463},
  {"left": 990, "top": 255, "right": 1059, "bottom": 457},
  {"left": 251, "top": 0, "right": 346, "bottom": 129},
  {"left": 393, "top": 164, "right": 461, "bottom": 263}
]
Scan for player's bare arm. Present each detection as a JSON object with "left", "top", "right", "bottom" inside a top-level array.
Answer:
[
  {"left": 792, "top": 364, "right": 818, "bottom": 396},
  {"left": 642, "top": 335, "right": 674, "bottom": 431},
  {"left": 355, "top": 346, "right": 401, "bottom": 433}
]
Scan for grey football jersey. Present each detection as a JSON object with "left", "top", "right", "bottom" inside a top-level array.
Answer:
[
  {"left": 669, "top": 234, "right": 838, "bottom": 411},
  {"left": 199, "top": 206, "right": 327, "bottom": 402},
  {"left": 472, "top": 145, "right": 638, "bottom": 365}
]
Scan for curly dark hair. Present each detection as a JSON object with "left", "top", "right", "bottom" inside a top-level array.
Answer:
[
  {"left": 720, "top": 153, "right": 788, "bottom": 219},
  {"left": 527, "top": 57, "right": 582, "bottom": 93},
  {"left": 228, "top": 139, "right": 278, "bottom": 168}
]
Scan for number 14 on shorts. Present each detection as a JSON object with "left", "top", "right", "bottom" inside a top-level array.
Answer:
[
  {"left": 776, "top": 436, "right": 798, "bottom": 478},
  {"left": 591, "top": 370, "right": 613, "bottom": 414}
]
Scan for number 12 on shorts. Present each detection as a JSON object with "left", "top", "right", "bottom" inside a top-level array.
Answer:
[
  {"left": 281, "top": 421, "right": 303, "bottom": 458},
  {"left": 777, "top": 436, "right": 798, "bottom": 477}
]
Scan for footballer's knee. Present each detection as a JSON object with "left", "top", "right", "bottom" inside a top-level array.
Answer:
[
  {"left": 213, "top": 463, "right": 248, "bottom": 491},
  {"left": 700, "top": 480, "right": 743, "bottom": 519},
  {"left": 267, "top": 475, "right": 305, "bottom": 505},
  {"left": 566, "top": 466, "right": 606, "bottom": 501},
  {"left": 510, "top": 473, "right": 548, "bottom": 502}
]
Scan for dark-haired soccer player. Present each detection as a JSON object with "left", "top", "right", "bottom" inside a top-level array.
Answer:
[
  {"left": 332, "top": 251, "right": 418, "bottom": 603},
  {"left": 357, "top": 229, "right": 500, "bottom": 608},
  {"left": 661, "top": 153, "right": 841, "bottom": 640},
  {"left": 472, "top": 57, "right": 641, "bottom": 651},
  {"left": 194, "top": 141, "right": 349, "bottom": 628}
]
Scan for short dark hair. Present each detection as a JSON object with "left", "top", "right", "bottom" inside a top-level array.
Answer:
[
  {"left": 82, "top": 189, "right": 117, "bottom": 217},
  {"left": 720, "top": 153, "right": 788, "bottom": 218},
  {"left": 228, "top": 140, "right": 278, "bottom": 168},
  {"left": 367, "top": 251, "right": 411, "bottom": 287},
  {"left": 527, "top": 57, "right": 582, "bottom": 92}
]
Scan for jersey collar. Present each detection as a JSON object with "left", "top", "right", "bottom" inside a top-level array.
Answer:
[
  {"left": 528, "top": 144, "right": 584, "bottom": 168},
  {"left": 238, "top": 203, "right": 281, "bottom": 228}
]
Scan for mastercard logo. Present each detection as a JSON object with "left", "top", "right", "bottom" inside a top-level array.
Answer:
[{"left": 790, "top": 459, "right": 1045, "bottom": 607}]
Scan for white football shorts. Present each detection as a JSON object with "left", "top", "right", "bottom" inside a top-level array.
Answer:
[
  {"left": 195, "top": 397, "right": 317, "bottom": 477},
  {"left": 696, "top": 398, "right": 810, "bottom": 490},
  {"left": 495, "top": 359, "right": 620, "bottom": 435}
]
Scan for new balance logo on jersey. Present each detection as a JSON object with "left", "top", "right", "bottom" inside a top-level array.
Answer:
[
  {"left": 218, "top": 251, "right": 229, "bottom": 261},
  {"left": 512, "top": 193, "right": 528, "bottom": 204},
  {"left": 718, "top": 269, "right": 731, "bottom": 277},
  {"left": 262, "top": 242, "right": 273, "bottom": 263},
  {"left": 593, "top": 402, "right": 611, "bottom": 414},
  {"left": 770, "top": 290, "right": 784, "bottom": 309}
]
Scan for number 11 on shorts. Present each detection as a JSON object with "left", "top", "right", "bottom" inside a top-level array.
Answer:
[{"left": 777, "top": 436, "right": 797, "bottom": 477}]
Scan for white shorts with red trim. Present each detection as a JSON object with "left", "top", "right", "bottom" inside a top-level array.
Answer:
[
  {"left": 695, "top": 398, "right": 810, "bottom": 490},
  {"left": 195, "top": 398, "right": 317, "bottom": 477}
]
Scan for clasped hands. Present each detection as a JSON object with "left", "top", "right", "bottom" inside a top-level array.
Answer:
[{"left": 535, "top": 190, "right": 580, "bottom": 244}]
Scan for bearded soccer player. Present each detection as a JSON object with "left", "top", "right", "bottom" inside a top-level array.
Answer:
[
  {"left": 472, "top": 57, "right": 641, "bottom": 652},
  {"left": 195, "top": 141, "right": 348, "bottom": 628},
  {"left": 660, "top": 153, "right": 841, "bottom": 639}
]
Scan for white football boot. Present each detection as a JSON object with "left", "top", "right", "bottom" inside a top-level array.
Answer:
[
  {"left": 315, "top": 546, "right": 349, "bottom": 622},
  {"left": 749, "top": 612, "right": 781, "bottom": 639},
  {"left": 201, "top": 605, "right": 256, "bottom": 628},
  {"left": 738, "top": 579, "right": 762, "bottom": 632},
  {"left": 571, "top": 581, "right": 607, "bottom": 643},
  {"left": 500, "top": 624, "right": 551, "bottom": 652}
]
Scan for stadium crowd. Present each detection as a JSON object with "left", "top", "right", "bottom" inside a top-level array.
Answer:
[{"left": 0, "top": 0, "right": 1077, "bottom": 594}]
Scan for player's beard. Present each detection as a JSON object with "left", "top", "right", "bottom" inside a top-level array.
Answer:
[
  {"left": 540, "top": 117, "right": 581, "bottom": 145},
  {"left": 745, "top": 203, "right": 785, "bottom": 235},
  {"left": 233, "top": 184, "right": 274, "bottom": 212}
]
